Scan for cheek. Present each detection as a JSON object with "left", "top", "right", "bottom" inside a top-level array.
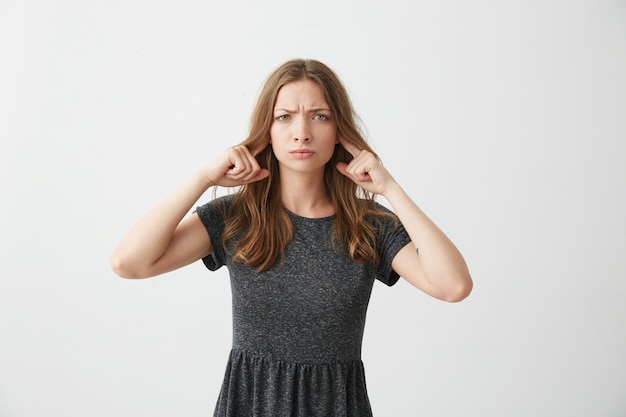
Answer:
[{"left": 326, "top": 126, "right": 339, "bottom": 143}]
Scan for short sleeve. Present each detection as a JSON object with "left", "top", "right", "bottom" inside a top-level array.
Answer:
[
  {"left": 373, "top": 204, "right": 412, "bottom": 287},
  {"left": 194, "top": 195, "right": 234, "bottom": 271}
]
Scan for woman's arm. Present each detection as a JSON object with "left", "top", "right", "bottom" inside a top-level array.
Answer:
[
  {"left": 110, "top": 145, "right": 269, "bottom": 279},
  {"left": 110, "top": 170, "right": 214, "bottom": 279},
  {"left": 336, "top": 137, "right": 472, "bottom": 302},
  {"left": 382, "top": 184, "right": 472, "bottom": 302}
]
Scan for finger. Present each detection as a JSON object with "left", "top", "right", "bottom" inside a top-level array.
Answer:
[
  {"left": 336, "top": 162, "right": 349, "bottom": 178},
  {"left": 336, "top": 161, "right": 371, "bottom": 184},
  {"left": 236, "top": 167, "right": 270, "bottom": 185},
  {"left": 250, "top": 168, "right": 270, "bottom": 183},
  {"left": 236, "top": 147, "right": 268, "bottom": 183},
  {"left": 227, "top": 162, "right": 249, "bottom": 180},
  {"left": 228, "top": 147, "right": 254, "bottom": 178},
  {"left": 249, "top": 139, "right": 269, "bottom": 157},
  {"left": 338, "top": 135, "right": 361, "bottom": 158}
]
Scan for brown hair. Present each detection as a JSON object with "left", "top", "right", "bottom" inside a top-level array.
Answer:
[{"left": 221, "top": 58, "right": 396, "bottom": 271}]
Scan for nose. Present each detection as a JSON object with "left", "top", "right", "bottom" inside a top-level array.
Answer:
[{"left": 293, "top": 117, "right": 311, "bottom": 142}]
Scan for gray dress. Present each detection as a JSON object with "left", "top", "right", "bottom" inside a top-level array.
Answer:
[{"left": 196, "top": 196, "right": 411, "bottom": 417}]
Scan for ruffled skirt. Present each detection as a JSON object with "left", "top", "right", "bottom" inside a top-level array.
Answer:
[{"left": 213, "top": 348, "right": 373, "bottom": 417}]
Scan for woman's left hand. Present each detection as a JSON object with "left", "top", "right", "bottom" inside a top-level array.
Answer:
[{"left": 336, "top": 136, "right": 397, "bottom": 196}]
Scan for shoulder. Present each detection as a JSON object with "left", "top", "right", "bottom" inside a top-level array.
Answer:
[
  {"left": 195, "top": 193, "right": 237, "bottom": 223},
  {"left": 372, "top": 201, "right": 395, "bottom": 215},
  {"left": 355, "top": 197, "right": 395, "bottom": 214},
  {"left": 198, "top": 193, "right": 235, "bottom": 211}
]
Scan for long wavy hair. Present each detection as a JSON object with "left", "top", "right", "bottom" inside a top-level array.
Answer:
[{"left": 221, "top": 58, "right": 396, "bottom": 271}]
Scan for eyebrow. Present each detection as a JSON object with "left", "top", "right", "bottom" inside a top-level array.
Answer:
[{"left": 273, "top": 107, "right": 332, "bottom": 113}]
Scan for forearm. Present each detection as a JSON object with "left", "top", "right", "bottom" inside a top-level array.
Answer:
[
  {"left": 110, "top": 169, "right": 212, "bottom": 277},
  {"left": 383, "top": 183, "right": 472, "bottom": 292}
]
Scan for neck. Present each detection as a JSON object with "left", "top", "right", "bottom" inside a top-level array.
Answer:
[{"left": 279, "top": 171, "right": 334, "bottom": 218}]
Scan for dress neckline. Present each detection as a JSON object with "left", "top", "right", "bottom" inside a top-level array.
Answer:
[{"left": 284, "top": 208, "right": 335, "bottom": 221}]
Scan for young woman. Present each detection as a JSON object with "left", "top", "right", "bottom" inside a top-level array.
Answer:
[{"left": 111, "top": 58, "right": 472, "bottom": 416}]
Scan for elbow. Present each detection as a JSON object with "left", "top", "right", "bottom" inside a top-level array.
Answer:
[
  {"left": 110, "top": 253, "right": 145, "bottom": 279},
  {"left": 442, "top": 274, "right": 473, "bottom": 303}
]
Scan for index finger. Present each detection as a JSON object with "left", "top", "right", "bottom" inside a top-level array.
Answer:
[
  {"left": 338, "top": 135, "right": 361, "bottom": 157},
  {"left": 249, "top": 138, "right": 270, "bottom": 157}
]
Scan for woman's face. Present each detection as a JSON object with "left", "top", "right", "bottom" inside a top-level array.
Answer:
[{"left": 269, "top": 79, "right": 338, "bottom": 176}]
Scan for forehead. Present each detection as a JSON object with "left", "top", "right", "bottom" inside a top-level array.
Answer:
[{"left": 274, "top": 79, "right": 328, "bottom": 108}]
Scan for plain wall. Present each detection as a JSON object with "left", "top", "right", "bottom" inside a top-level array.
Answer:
[{"left": 1, "top": 1, "right": 625, "bottom": 416}]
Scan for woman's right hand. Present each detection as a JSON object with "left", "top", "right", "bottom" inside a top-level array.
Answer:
[{"left": 204, "top": 145, "right": 270, "bottom": 187}]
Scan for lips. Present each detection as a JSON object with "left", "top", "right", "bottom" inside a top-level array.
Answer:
[{"left": 290, "top": 149, "right": 315, "bottom": 159}]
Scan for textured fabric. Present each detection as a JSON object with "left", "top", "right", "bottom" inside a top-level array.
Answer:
[{"left": 196, "top": 195, "right": 411, "bottom": 417}]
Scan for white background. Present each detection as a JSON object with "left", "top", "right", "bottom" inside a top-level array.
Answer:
[{"left": 1, "top": 1, "right": 625, "bottom": 416}]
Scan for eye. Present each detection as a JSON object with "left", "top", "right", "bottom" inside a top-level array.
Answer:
[
  {"left": 313, "top": 114, "right": 329, "bottom": 121},
  {"left": 276, "top": 114, "right": 290, "bottom": 121}
]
